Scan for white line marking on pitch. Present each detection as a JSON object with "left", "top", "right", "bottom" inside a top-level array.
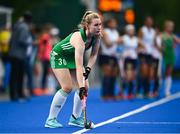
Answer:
[
  {"left": 116, "top": 122, "right": 180, "bottom": 125},
  {"left": 72, "top": 92, "right": 180, "bottom": 134}
]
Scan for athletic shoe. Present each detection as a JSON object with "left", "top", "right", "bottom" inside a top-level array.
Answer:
[
  {"left": 117, "top": 92, "right": 125, "bottom": 99},
  {"left": 68, "top": 115, "right": 85, "bottom": 127},
  {"left": 101, "top": 96, "right": 117, "bottom": 101},
  {"left": 45, "top": 118, "right": 63, "bottom": 128},
  {"left": 165, "top": 92, "right": 171, "bottom": 97},
  {"left": 136, "top": 93, "right": 143, "bottom": 99},
  {"left": 149, "top": 92, "right": 158, "bottom": 98},
  {"left": 127, "top": 93, "right": 134, "bottom": 99}
]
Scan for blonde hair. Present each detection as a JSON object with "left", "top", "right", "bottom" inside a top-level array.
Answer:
[
  {"left": 164, "top": 20, "right": 174, "bottom": 29},
  {"left": 125, "top": 24, "right": 135, "bottom": 33},
  {"left": 79, "top": 11, "right": 100, "bottom": 28}
]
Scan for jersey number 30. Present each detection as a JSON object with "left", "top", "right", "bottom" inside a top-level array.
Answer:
[{"left": 58, "top": 58, "right": 67, "bottom": 65}]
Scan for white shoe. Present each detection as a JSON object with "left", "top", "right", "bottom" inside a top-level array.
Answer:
[
  {"left": 165, "top": 92, "right": 171, "bottom": 97},
  {"left": 45, "top": 118, "right": 63, "bottom": 128}
]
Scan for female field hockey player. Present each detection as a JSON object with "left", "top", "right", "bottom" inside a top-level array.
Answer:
[
  {"left": 136, "top": 16, "right": 156, "bottom": 98},
  {"left": 119, "top": 24, "right": 143, "bottom": 99},
  {"left": 45, "top": 11, "right": 102, "bottom": 128},
  {"left": 161, "top": 20, "right": 180, "bottom": 96}
]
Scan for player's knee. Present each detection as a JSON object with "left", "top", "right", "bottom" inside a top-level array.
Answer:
[
  {"left": 62, "top": 85, "right": 73, "bottom": 93},
  {"left": 126, "top": 71, "right": 135, "bottom": 81},
  {"left": 141, "top": 65, "right": 149, "bottom": 77},
  {"left": 166, "top": 66, "right": 173, "bottom": 76},
  {"left": 166, "top": 70, "right": 172, "bottom": 76}
]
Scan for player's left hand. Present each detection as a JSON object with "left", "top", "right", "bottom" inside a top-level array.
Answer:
[{"left": 83, "top": 67, "right": 91, "bottom": 80}]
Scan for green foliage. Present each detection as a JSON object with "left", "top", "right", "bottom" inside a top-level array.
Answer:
[
  {"left": 0, "top": 0, "right": 86, "bottom": 37},
  {"left": 0, "top": 0, "right": 58, "bottom": 21},
  {"left": 134, "top": 0, "right": 180, "bottom": 32}
]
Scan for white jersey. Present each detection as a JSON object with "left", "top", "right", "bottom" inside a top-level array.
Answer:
[
  {"left": 101, "top": 28, "right": 119, "bottom": 56},
  {"left": 141, "top": 26, "right": 156, "bottom": 54},
  {"left": 122, "top": 35, "right": 138, "bottom": 59}
]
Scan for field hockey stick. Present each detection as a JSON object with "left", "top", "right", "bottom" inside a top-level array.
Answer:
[{"left": 82, "top": 77, "right": 93, "bottom": 129}]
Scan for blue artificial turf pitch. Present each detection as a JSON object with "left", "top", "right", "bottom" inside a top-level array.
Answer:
[{"left": 0, "top": 80, "right": 180, "bottom": 133}]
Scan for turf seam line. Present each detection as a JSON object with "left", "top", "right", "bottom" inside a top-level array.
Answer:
[{"left": 72, "top": 92, "right": 180, "bottom": 134}]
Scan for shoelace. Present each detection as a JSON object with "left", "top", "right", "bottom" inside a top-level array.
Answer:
[
  {"left": 71, "top": 115, "right": 84, "bottom": 124},
  {"left": 53, "top": 118, "right": 60, "bottom": 124},
  {"left": 75, "top": 117, "right": 83, "bottom": 124},
  {"left": 48, "top": 118, "right": 58, "bottom": 123}
]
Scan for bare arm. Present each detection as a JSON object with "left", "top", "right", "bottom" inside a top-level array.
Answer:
[
  {"left": 70, "top": 32, "right": 85, "bottom": 88},
  {"left": 155, "top": 34, "right": 163, "bottom": 53},
  {"left": 137, "top": 29, "right": 146, "bottom": 52},
  {"left": 87, "top": 38, "right": 101, "bottom": 68},
  {"left": 102, "top": 31, "right": 113, "bottom": 47},
  {"left": 137, "top": 38, "right": 145, "bottom": 53},
  {"left": 138, "top": 28, "right": 143, "bottom": 40},
  {"left": 174, "top": 35, "right": 180, "bottom": 44}
]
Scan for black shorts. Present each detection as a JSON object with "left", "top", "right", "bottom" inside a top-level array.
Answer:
[
  {"left": 138, "top": 53, "right": 153, "bottom": 65},
  {"left": 124, "top": 58, "right": 137, "bottom": 70},
  {"left": 98, "top": 54, "right": 118, "bottom": 66},
  {"left": 151, "top": 57, "right": 159, "bottom": 70}
]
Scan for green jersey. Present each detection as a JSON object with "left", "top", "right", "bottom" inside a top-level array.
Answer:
[
  {"left": 162, "top": 32, "right": 175, "bottom": 65},
  {"left": 50, "top": 28, "right": 95, "bottom": 69}
]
